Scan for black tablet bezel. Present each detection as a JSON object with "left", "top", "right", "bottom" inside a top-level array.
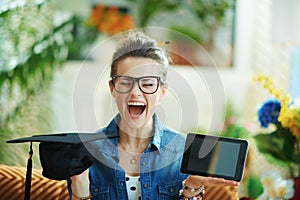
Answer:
[{"left": 181, "top": 133, "right": 248, "bottom": 182}]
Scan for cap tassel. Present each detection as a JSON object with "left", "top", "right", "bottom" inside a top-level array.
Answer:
[{"left": 24, "top": 142, "right": 33, "bottom": 200}]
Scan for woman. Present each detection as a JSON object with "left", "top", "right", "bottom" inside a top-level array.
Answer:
[{"left": 70, "top": 30, "right": 239, "bottom": 200}]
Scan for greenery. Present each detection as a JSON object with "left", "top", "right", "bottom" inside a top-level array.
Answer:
[
  {"left": 246, "top": 175, "right": 264, "bottom": 199},
  {"left": 67, "top": 16, "right": 99, "bottom": 60},
  {"left": 126, "top": 0, "right": 180, "bottom": 27},
  {"left": 187, "top": 0, "right": 235, "bottom": 49},
  {"left": 0, "top": 0, "right": 73, "bottom": 166},
  {"left": 254, "top": 126, "right": 298, "bottom": 169},
  {"left": 221, "top": 117, "right": 250, "bottom": 139},
  {"left": 124, "top": 0, "right": 234, "bottom": 50},
  {"left": 0, "top": 0, "right": 73, "bottom": 110},
  {"left": 0, "top": 84, "right": 53, "bottom": 167},
  {"left": 64, "top": 0, "right": 235, "bottom": 61},
  {"left": 253, "top": 74, "right": 300, "bottom": 178}
]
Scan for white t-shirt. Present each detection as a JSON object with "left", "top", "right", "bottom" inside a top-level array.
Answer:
[{"left": 125, "top": 174, "right": 141, "bottom": 200}]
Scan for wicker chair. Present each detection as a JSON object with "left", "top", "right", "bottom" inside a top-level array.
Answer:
[
  {"left": 203, "top": 185, "right": 239, "bottom": 200},
  {"left": 0, "top": 164, "right": 69, "bottom": 200},
  {"left": 0, "top": 164, "right": 241, "bottom": 200}
]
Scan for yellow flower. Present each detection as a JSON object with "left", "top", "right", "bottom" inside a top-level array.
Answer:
[{"left": 253, "top": 73, "right": 300, "bottom": 138}]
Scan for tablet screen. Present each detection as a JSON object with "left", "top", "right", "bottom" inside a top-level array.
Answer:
[{"left": 181, "top": 133, "right": 248, "bottom": 181}]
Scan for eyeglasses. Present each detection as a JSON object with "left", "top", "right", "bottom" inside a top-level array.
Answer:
[{"left": 111, "top": 76, "right": 161, "bottom": 94}]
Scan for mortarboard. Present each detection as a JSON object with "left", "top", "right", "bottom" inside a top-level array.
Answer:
[{"left": 7, "top": 132, "right": 118, "bottom": 200}]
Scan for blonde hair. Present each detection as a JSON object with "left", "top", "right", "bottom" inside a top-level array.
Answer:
[{"left": 110, "top": 31, "right": 169, "bottom": 85}]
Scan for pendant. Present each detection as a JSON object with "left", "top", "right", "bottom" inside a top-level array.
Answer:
[{"left": 130, "top": 157, "right": 137, "bottom": 165}]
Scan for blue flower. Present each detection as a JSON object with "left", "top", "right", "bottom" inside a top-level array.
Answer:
[{"left": 258, "top": 98, "right": 281, "bottom": 128}]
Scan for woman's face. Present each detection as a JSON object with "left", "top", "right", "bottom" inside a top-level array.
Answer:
[{"left": 110, "top": 57, "right": 166, "bottom": 130}]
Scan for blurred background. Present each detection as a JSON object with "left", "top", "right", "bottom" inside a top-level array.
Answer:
[{"left": 1, "top": 0, "right": 300, "bottom": 198}]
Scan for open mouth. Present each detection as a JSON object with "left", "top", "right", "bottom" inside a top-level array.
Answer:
[{"left": 128, "top": 102, "right": 146, "bottom": 116}]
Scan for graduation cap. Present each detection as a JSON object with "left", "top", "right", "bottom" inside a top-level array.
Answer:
[{"left": 7, "top": 132, "right": 118, "bottom": 200}]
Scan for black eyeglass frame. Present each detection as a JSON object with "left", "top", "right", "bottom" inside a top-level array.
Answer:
[{"left": 111, "top": 76, "right": 161, "bottom": 94}]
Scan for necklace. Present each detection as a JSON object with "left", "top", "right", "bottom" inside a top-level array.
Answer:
[
  {"left": 118, "top": 142, "right": 140, "bottom": 165},
  {"left": 130, "top": 156, "right": 137, "bottom": 165}
]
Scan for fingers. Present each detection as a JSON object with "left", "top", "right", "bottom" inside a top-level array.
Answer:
[
  {"left": 186, "top": 175, "right": 240, "bottom": 188},
  {"left": 204, "top": 177, "right": 239, "bottom": 186},
  {"left": 71, "top": 169, "right": 90, "bottom": 197}
]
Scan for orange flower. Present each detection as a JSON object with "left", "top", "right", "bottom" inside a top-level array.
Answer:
[{"left": 88, "top": 3, "right": 135, "bottom": 36}]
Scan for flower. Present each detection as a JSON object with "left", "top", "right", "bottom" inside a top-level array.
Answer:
[
  {"left": 253, "top": 74, "right": 300, "bottom": 138},
  {"left": 88, "top": 4, "right": 135, "bottom": 36},
  {"left": 253, "top": 73, "right": 300, "bottom": 178},
  {"left": 258, "top": 98, "right": 281, "bottom": 128},
  {"left": 258, "top": 171, "right": 295, "bottom": 200}
]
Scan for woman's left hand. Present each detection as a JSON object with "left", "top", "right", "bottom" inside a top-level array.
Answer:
[{"left": 185, "top": 175, "right": 240, "bottom": 188}]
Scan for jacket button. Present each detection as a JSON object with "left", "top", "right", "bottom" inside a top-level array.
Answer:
[
  {"left": 93, "top": 188, "right": 99, "bottom": 192},
  {"left": 143, "top": 184, "right": 148, "bottom": 188},
  {"left": 169, "top": 188, "right": 174, "bottom": 193},
  {"left": 142, "top": 162, "right": 146, "bottom": 166}
]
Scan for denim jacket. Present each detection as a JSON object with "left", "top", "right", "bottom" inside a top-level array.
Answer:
[{"left": 70, "top": 114, "right": 188, "bottom": 200}]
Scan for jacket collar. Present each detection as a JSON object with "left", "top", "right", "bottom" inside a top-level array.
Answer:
[{"left": 96, "top": 113, "right": 164, "bottom": 156}]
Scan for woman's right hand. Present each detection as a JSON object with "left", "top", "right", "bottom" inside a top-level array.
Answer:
[{"left": 70, "top": 169, "right": 90, "bottom": 198}]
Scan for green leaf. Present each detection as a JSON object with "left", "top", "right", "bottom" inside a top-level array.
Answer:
[
  {"left": 247, "top": 175, "right": 263, "bottom": 199},
  {"left": 254, "top": 128, "right": 297, "bottom": 167}
]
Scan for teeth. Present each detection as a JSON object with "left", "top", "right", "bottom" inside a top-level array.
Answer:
[{"left": 128, "top": 102, "right": 145, "bottom": 106}]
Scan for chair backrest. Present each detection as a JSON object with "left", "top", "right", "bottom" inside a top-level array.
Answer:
[
  {"left": 203, "top": 185, "right": 239, "bottom": 200},
  {"left": 0, "top": 164, "right": 69, "bottom": 200},
  {"left": 0, "top": 164, "right": 240, "bottom": 200}
]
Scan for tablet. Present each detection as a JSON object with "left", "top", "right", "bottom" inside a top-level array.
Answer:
[{"left": 181, "top": 133, "right": 248, "bottom": 182}]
